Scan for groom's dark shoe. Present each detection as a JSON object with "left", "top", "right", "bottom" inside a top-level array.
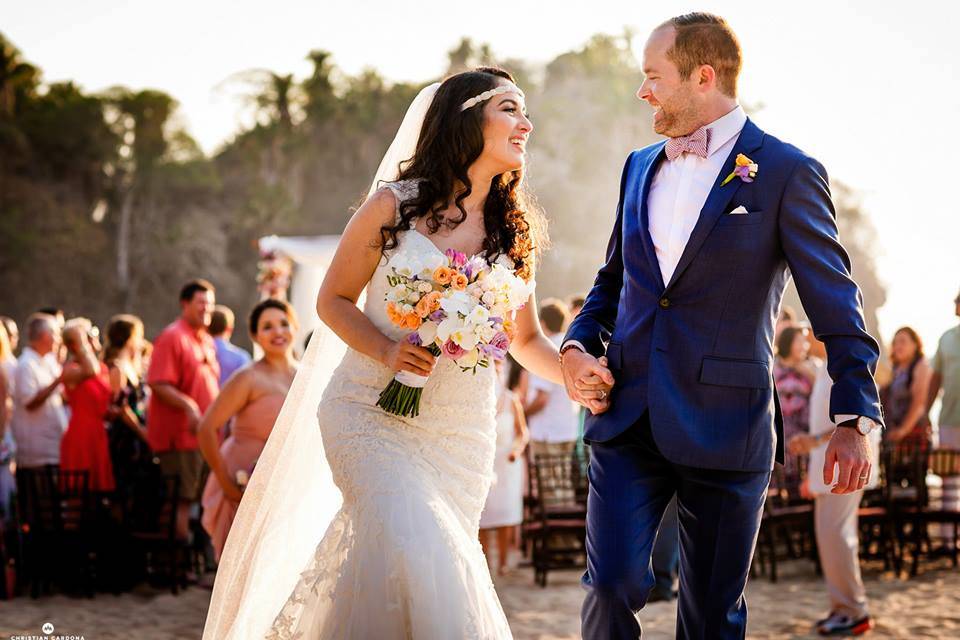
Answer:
[{"left": 646, "top": 586, "right": 676, "bottom": 603}]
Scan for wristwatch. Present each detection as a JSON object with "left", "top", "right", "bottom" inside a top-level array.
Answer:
[{"left": 837, "top": 416, "right": 876, "bottom": 436}]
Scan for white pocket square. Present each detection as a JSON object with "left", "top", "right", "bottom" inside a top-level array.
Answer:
[{"left": 728, "top": 205, "right": 749, "bottom": 215}]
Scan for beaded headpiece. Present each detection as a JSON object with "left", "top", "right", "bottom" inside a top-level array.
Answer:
[{"left": 459, "top": 84, "right": 524, "bottom": 112}]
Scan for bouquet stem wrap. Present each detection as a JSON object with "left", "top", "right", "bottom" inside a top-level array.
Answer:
[{"left": 376, "top": 343, "right": 442, "bottom": 417}]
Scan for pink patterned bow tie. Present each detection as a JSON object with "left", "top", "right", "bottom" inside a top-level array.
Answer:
[{"left": 665, "top": 126, "right": 711, "bottom": 161}]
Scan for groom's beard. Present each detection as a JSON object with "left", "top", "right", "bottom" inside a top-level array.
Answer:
[{"left": 653, "top": 91, "right": 700, "bottom": 137}]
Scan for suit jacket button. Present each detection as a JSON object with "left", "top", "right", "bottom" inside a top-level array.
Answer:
[{"left": 659, "top": 297, "right": 670, "bottom": 308}]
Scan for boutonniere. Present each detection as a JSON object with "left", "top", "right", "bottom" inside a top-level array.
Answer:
[{"left": 720, "top": 153, "right": 758, "bottom": 186}]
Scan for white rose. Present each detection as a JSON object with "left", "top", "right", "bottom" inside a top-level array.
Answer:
[
  {"left": 481, "top": 291, "right": 496, "bottom": 307},
  {"left": 476, "top": 322, "right": 497, "bottom": 342},
  {"left": 418, "top": 281, "right": 433, "bottom": 293}
]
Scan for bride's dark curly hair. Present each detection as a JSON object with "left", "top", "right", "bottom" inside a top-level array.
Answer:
[{"left": 376, "top": 67, "right": 547, "bottom": 281}]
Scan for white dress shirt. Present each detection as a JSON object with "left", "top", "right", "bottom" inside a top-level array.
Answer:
[
  {"left": 561, "top": 106, "right": 745, "bottom": 356},
  {"left": 11, "top": 347, "right": 66, "bottom": 467},
  {"left": 648, "top": 105, "right": 746, "bottom": 285}
]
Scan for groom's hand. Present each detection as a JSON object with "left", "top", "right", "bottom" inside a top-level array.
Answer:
[
  {"left": 822, "top": 427, "right": 873, "bottom": 494},
  {"left": 561, "top": 349, "right": 614, "bottom": 415}
]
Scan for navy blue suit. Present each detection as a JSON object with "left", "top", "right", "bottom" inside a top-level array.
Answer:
[{"left": 565, "top": 119, "right": 882, "bottom": 638}]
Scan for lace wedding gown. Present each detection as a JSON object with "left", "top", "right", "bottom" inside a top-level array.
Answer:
[{"left": 264, "top": 180, "right": 513, "bottom": 639}]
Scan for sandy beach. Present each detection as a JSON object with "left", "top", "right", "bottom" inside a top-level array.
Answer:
[{"left": 1, "top": 558, "right": 957, "bottom": 639}]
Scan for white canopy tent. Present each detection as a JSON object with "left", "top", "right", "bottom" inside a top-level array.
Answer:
[{"left": 257, "top": 234, "right": 364, "bottom": 358}]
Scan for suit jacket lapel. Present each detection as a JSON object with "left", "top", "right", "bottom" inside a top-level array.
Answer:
[
  {"left": 631, "top": 144, "right": 667, "bottom": 291},
  {"left": 664, "top": 119, "right": 765, "bottom": 292}
]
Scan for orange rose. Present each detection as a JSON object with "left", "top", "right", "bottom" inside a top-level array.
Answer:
[
  {"left": 415, "top": 291, "right": 442, "bottom": 317},
  {"left": 386, "top": 302, "right": 405, "bottom": 327},
  {"left": 433, "top": 266, "right": 454, "bottom": 286},
  {"left": 450, "top": 273, "right": 469, "bottom": 290},
  {"left": 404, "top": 312, "right": 422, "bottom": 330}
]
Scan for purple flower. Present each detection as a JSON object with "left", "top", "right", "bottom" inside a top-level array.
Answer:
[
  {"left": 441, "top": 340, "right": 466, "bottom": 360},
  {"left": 479, "top": 331, "right": 510, "bottom": 361},
  {"left": 733, "top": 165, "right": 754, "bottom": 183},
  {"left": 405, "top": 332, "right": 422, "bottom": 346},
  {"left": 429, "top": 310, "right": 446, "bottom": 322},
  {"left": 444, "top": 248, "right": 467, "bottom": 268}
]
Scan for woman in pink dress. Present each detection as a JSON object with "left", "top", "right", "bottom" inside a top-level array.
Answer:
[
  {"left": 60, "top": 319, "right": 115, "bottom": 493},
  {"left": 199, "top": 299, "right": 298, "bottom": 561}
]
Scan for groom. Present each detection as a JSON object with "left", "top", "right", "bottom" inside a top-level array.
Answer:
[{"left": 561, "top": 13, "right": 883, "bottom": 639}]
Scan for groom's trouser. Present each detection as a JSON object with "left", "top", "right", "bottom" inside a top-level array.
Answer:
[{"left": 581, "top": 414, "right": 770, "bottom": 640}]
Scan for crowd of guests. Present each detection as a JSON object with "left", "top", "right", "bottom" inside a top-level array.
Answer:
[
  {"left": 768, "top": 289, "right": 960, "bottom": 636},
  {"left": 0, "top": 279, "right": 300, "bottom": 591},
  {"left": 2, "top": 280, "right": 959, "bottom": 618},
  {"left": 0, "top": 274, "right": 583, "bottom": 592}
]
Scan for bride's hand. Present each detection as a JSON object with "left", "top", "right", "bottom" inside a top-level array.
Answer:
[{"left": 381, "top": 340, "right": 437, "bottom": 377}]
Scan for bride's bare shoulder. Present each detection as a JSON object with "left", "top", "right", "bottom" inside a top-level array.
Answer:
[{"left": 342, "top": 187, "right": 400, "bottom": 246}]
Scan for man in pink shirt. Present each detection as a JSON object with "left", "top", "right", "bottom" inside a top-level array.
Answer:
[{"left": 147, "top": 279, "right": 220, "bottom": 540}]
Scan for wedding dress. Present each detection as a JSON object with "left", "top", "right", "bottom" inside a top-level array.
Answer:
[
  {"left": 204, "top": 78, "right": 517, "bottom": 639},
  {"left": 261, "top": 179, "right": 512, "bottom": 639}
]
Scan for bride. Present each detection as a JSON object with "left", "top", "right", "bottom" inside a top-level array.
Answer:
[{"left": 203, "top": 67, "right": 612, "bottom": 639}]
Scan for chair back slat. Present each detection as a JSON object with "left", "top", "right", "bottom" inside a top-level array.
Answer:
[{"left": 929, "top": 448, "right": 960, "bottom": 477}]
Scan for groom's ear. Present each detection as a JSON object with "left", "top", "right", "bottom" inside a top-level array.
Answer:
[{"left": 696, "top": 64, "right": 717, "bottom": 91}]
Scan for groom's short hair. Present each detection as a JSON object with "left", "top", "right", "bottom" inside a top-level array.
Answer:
[{"left": 660, "top": 12, "right": 742, "bottom": 98}]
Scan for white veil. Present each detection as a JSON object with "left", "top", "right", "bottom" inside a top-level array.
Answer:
[{"left": 202, "top": 82, "right": 440, "bottom": 640}]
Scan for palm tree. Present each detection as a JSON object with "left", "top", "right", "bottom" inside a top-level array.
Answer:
[
  {"left": 0, "top": 33, "right": 39, "bottom": 119},
  {"left": 304, "top": 50, "right": 336, "bottom": 121},
  {"left": 102, "top": 88, "right": 177, "bottom": 305}
]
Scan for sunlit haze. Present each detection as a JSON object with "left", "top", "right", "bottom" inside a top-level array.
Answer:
[{"left": 7, "top": 0, "right": 959, "bottom": 350}]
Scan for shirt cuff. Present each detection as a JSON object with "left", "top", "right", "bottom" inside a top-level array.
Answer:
[{"left": 560, "top": 340, "right": 587, "bottom": 355}]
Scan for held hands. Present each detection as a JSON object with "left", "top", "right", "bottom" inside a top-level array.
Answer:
[
  {"left": 561, "top": 349, "right": 615, "bottom": 415},
  {"left": 823, "top": 426, "right": 873, "bottom": 494},
  {"left": 381, "top": 340, "right": 437, "bottom": 377}
]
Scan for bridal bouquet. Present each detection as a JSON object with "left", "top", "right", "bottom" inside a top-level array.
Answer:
[{"left": 377, "top": 247, "right": 534, "bottom": 417}]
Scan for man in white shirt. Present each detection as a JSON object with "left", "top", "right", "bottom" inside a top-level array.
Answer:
[
  {"left": 527, "top": 299, "right": 579, "bottom": 460},
  {"left": 11, "top": 314, "right": 67, "bottom": 468},
  {"left": 795, "top": 337, "right": 880, "bottom": 636}
]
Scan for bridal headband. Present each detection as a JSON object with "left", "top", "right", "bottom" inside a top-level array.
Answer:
[{"left": 460, "top": 84, "right": 524, "bottom": 112}]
